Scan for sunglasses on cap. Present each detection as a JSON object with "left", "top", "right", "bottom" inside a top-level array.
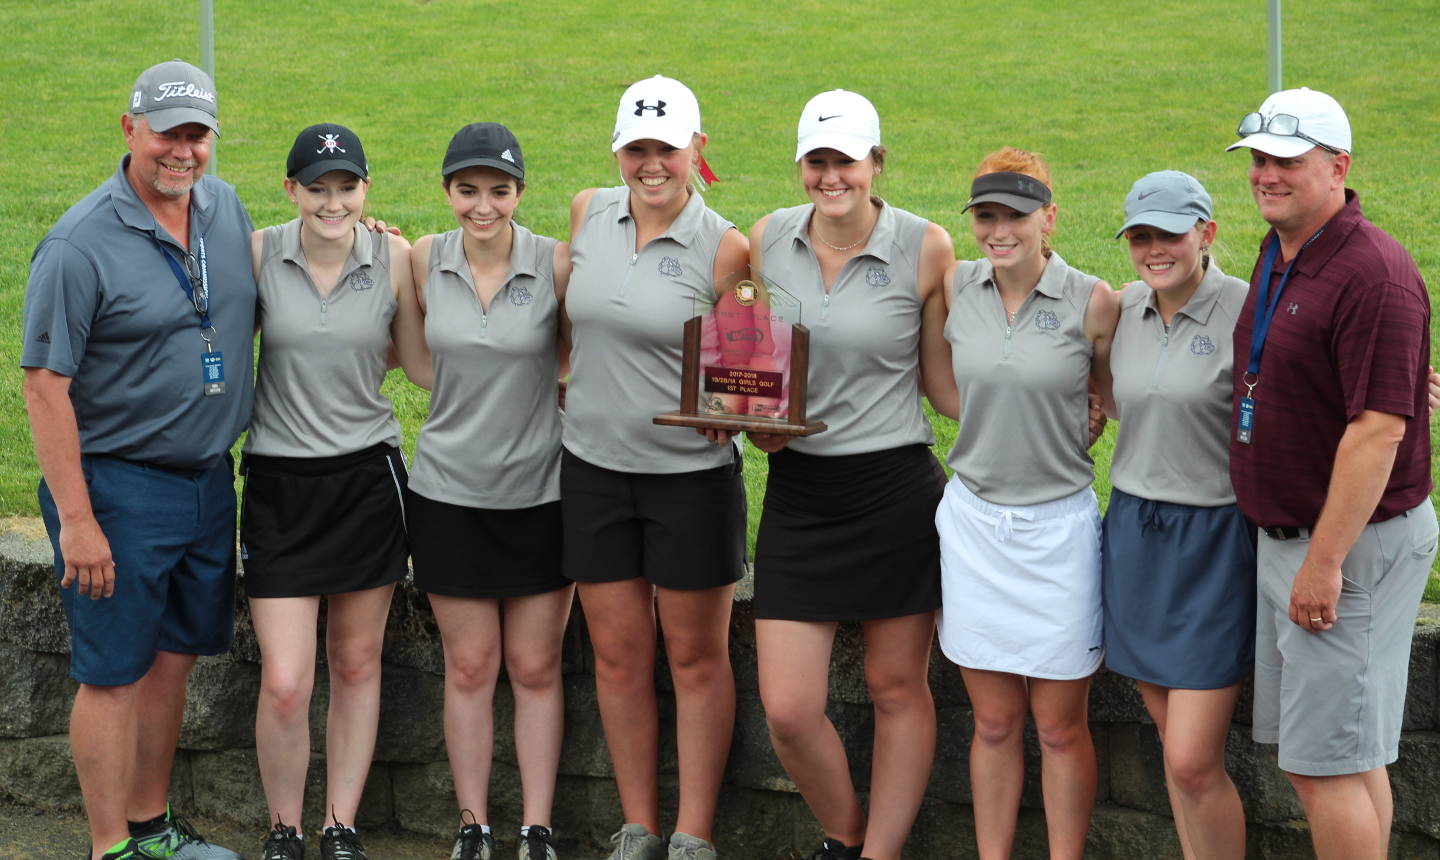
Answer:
[{"left": 1236, "top": 112, "right": 1339, "bottom": 154}]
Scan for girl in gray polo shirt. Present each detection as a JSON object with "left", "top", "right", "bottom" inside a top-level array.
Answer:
[
  {"left": 745, "top": 89, "right": 954, "bottom": 860},
  {"left": 561, "top": 76, "right": 748, "bottom": 860},
  {"left": 402, "top": 123, "right": 572, "bottom": 860},
  {"left": 243, "top": 124, "right": 424, "bottom": 860},
  {"left": 935, "top": 147, "right": 1120, "bottom": 859},
  {"left": 1101, "top": 170, "right": 1253, "bottom": 858}
]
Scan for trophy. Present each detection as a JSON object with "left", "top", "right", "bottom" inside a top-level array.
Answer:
[{"left": 654, "top": 267, "right": 826, "bottom": 436}]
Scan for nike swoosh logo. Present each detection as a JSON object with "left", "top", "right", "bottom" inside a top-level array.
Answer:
[
  {"left": 1137, "top": 190, "right": 1161, "bottom": 200},
  {"left": 818, "top": 114, "right": 841, "bottom": 122}
]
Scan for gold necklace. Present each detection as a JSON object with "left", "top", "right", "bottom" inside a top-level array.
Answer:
[{"left": 812, "top": 223, "right": 868, "bottom": 252}]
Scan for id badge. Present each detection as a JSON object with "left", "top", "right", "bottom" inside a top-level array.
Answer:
[
  {"left": 202, "top": 351, "right": 226, "bottom": 396},
  {"left": 1236, "top": 396, "right": 1255, "bottom": 444}
]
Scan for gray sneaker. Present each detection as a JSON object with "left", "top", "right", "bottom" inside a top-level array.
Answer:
[
  {"left": 518, "top": 825, "right": 558, "bottom": 860},
  {"left": 606, "top": 824, "right": 664, "bottom": 860},
  {"left": 133, "top": 809, "right": 242, "bottom": 860},
  {"left": 667, "top": 832, "right": 716, "bottom": 860}
]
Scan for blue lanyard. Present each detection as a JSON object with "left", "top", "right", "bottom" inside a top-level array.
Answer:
[
  {"left": 1244, "top": 227, "right": 1324, "bottom": 381},
  {"left": 154, "top": 235, "right": 213, "bottom": 333}
]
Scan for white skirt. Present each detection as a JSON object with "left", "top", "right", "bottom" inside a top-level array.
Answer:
[{"left": 936, "top": 477, "right": 1103, "bottom": 680}]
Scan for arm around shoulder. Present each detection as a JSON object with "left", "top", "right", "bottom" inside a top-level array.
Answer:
[
  {"left": 392, "top": 234, "right": 432, "bottom": 389},
  {"left": 569, "top": 188, "right": 599, "bottom": 242},
  {"left": 1085, "top": 279, "right": 1120, "bottom": 410},
  {"left": 918, "top": 225, "right": 958, "bottom": 419}
]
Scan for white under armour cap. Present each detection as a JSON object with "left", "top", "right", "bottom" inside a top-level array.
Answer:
[
  {"left": 611, "top": 75, "right": 702, "bottom": 152},
  {"left": 795, "top": 89, "right": 881, "bottom": 162}
]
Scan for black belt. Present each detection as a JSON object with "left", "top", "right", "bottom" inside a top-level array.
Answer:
[{"left": 1261, "top": 525, "right": 1312, "bottom": 540}]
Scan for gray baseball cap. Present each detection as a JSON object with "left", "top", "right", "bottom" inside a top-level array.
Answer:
[
  {"left": 1114, "top": 170, "right": 1212, "bottom": 238},
  {"left": 129, "top": 60, "right": 219, "bottom": 135}
]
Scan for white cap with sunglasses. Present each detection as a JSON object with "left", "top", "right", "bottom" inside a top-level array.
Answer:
[{"left": 1227, "top": 87, "right": 1351, "bottom": 157}]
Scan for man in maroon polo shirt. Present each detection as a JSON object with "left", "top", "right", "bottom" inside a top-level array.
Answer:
[{"left": 1227, "top": 87, "right": 1435, "bottom": 860}]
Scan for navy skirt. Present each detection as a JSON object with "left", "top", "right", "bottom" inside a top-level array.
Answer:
[{"left": 1101, "top": 488, "right": 1257, "bottom": 689}]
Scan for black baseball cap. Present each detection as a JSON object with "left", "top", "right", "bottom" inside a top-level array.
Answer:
[
  {"left": 287, "top": 123, "right": 368, "bottom": 185},
  {"left": 442, "top": 122, "right": 524, "bottom": 181}
]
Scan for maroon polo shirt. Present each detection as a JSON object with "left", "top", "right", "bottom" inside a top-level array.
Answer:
[{"left": 1230, "top": 190, "right": 1431, "bottom": 527}]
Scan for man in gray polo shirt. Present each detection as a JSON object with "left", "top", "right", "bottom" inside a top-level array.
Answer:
[{"left": 20, "top": 61, "right": 251, "bottom": 860}]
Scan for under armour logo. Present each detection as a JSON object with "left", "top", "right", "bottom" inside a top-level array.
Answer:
[
  {"left": 1016, "top": 178, "right": 1038, "bottom": 194},
  {"left": 1286, "top": 303, "right": 1299, "bottom": 315},
  {"left": 317, "top": 133, "right": 346, "bottom": 155},
  {"left": 634, "top": 100, "right": 666, "bottom": 117}
]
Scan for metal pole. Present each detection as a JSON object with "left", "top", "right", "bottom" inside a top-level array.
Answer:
[
  {"left": 1267, "top": 0, "right": 1283, "bottom": 93},
  {"left": 200, "top": 0, "right": 216, "bottom": 173}
]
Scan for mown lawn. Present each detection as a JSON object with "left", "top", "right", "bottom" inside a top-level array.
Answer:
[{"left": 1, "top": 0, "right": 1435, "bottom": 586}]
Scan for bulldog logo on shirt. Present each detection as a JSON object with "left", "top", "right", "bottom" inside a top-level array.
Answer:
[
  {"left": 510, "top": 283, "right": 534, "bottom": 306},
  {"left": 865, "top": 266, "right": 891, "bottom": 288},
  {"left": 1035, "top": 309, "right": 1061, "bottom": 331},
  {"left": 348, "top": 270, "right": 375, "bottom": 290},
  {"left": 1190, "top": 334, "right": 1216, "bottom": 355},
  {"left": 658, "top": 256, "right": 683, "bottom": 277}
]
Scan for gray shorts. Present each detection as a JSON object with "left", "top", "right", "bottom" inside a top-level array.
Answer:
[{"left": 1253, "top": 498, "right": 1438, "bottom": 776}]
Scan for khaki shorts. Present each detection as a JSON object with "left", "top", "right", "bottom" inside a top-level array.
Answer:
[{"left": 1253, "top": 498, "right": 1438, "bottom": 776}]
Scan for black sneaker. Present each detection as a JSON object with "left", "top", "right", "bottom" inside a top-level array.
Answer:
[
  {"left": 808, "top": 839, "right": 861, "bottom": 860},
  {"left": 260, "top": 820, "right": 305, "bottom": 860},
  {"left": 451, "top": 810, "right": 495, "bottom": 860},
  {"left": 519, "top": 825, "right": 558, "bottom": 860},
  {"left": 320, "top": 823, "right": 366, "bottom": 860}
]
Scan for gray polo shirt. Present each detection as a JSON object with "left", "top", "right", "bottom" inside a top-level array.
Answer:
[
  {"left": 1109, "top": 262, "right": 1248, "bottom": 506},
  {"left": 564, "top": 186, "right": 736, "bottom": 473},
  {"left": 21, "top": 155, "right": 256, "bottom": 470},
  {"left": 945, "top": 252, "right": 1097, "bottom": 506},
  {"left": 757, "top": 202, "right": 934, "bottom": 456},
  {"left": 409, "top": 225, "right": 562, "bottom": 508},
  {"left": 245, "top": 219, "right": 401, "bottom": 459}
]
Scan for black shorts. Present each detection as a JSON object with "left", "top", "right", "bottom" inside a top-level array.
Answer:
[
  {"left": 240, "top": 444, "right": 409, "bottom": 598},
  {"left": 407, "top": 489, "right": 567, "bottom": 598},
  {"left": 753, "top": 444, "right": 944, "bottom": 621},
  {"left": 560, "top": 447, "right": 745, "bottom": 591}
]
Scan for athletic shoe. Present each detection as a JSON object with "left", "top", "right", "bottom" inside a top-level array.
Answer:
[
  {"left": 606, "top": 824, "right": 664, "bottom": 860},
  {"left": 132, "top": 809, "right": 242, "bottom": 859},
  {"left": 319, "top": 823, "right": 366, "bottom": 860},
  {"left": 451, "top": 811, "right": 495, "bottom": 860},
  {"left": 95, "top": 840, "right": 141, "bottom": 860},
  {"left": 807, "top": 839, "right": 861, "bottom": 860},
  {"left": 518, "top": 825, "right": 558, "bottom": 860},
  {"left": 259, "top": 820, "right": 305, "bottom": 860},
  {"left": 667, "top": 832, "right": 716, "bottom": 860}
]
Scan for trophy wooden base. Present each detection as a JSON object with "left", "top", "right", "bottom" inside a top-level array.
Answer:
[{"left": 653, "top": 411, "right": 827, "bottom": 436}]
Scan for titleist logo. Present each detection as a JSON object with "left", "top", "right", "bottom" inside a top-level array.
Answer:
[{"left": 153, "top": 81, "right": 216, "bottom": 104}]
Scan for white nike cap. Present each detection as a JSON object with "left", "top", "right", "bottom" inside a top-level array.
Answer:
[{"left": 795, "top": 89, "right": 881, "bottom": 162}]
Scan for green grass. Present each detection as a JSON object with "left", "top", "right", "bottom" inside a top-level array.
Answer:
[{"left": 1, "top": 0, "right": 1436, "bottom": 590}]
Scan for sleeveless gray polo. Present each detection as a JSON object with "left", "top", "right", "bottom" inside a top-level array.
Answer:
[
  {"left": 758, "top": 202, "right": 934, "bottom": 456},
  {"left": 408, "top": 225, "right": 562, "bottom": 508},
  {"left": 564, "top": 186, "right": 736, "bottom": 473},
  {"left": 945, "top": 252, "right": 1098, "bottom": 505},
  {"left": 1109, "top": 262, "right": 1248, "bottom": 506},
  {"left": 245, "top": 220, "right": 400, "bottom": 458}
]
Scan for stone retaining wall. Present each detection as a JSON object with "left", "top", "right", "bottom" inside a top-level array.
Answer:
[{"left": 3, "top": 523, "right": 1438, "bottom": 858}]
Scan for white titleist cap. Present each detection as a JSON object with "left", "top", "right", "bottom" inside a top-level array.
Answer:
[
  {"left": 611, "top": 75, "right": 701, "bottom": 152},
  {"left": 1227, "top": 87, "right": 1351, "bottom": 157},
  {"left": 795, "top": 89, "right": 880, "bottom": 162}
]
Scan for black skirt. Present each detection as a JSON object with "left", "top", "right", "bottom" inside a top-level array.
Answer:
[
  {"left": 240, "top": 444, "right": 409, "bottom": 598},
  {"left": 753, "top": 444, "right": 945, "bottom": 621},
  {"left": 407, "top": 489, "right": 567, "bottom": 599}
]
